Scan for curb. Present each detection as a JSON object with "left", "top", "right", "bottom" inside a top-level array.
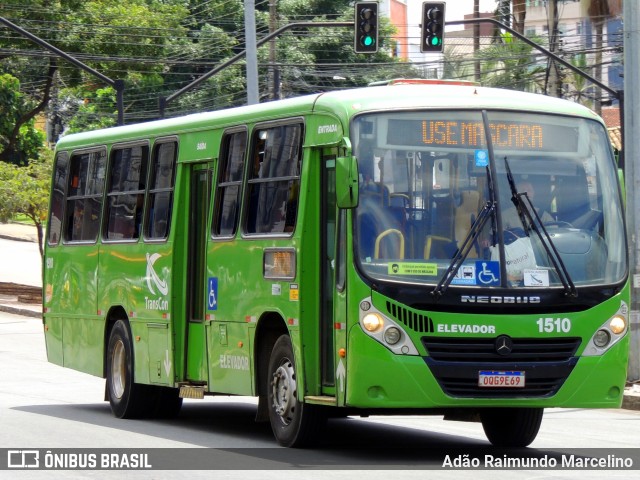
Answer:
[
  {"left": 0, "top": 303, "right": 41, "bottom": 319},
  {"left": 0, "top": 233, "right": 38, "bottom": 243},
  {"left": 622, "top": 391, "right": 640, "bottom": 411}
]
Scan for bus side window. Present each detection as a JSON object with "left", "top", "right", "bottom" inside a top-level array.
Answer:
[
  {"left": 47, "top": 151, "right": 69, "bottom": 246},
  {"left": 245, "top": 123, "right": 302, "bottom": 235},
  {"left": 64, "top": 149, "right": 106, "bottom": 243},
  {"left": 105, "top": 144, "right": 149, "bottom": 241},
  {"left": 145, "top": 140, "right": 177, "bottom": 240},
  {"left": 212, "top": 130, "right": 247, "bottom": 237}
]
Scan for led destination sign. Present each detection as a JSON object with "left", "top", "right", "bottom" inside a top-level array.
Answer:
[{"left": 387, "top": 119, "right": 579, "bottom": 152}]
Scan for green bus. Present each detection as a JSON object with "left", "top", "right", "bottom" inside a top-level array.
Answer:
[{"left": 43, "top": 81, "right": 629, "bottom": 448}]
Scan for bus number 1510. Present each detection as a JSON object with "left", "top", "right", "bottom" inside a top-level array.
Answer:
[{"left": 537, "top": 317, "right": 571, "bottom": 333}]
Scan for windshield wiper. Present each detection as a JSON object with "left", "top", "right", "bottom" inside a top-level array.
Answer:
[
  {"left": 504, "top": 158, "right": 577, "bottom": 297},
  {"left": 431, "top": 199, "right": 496, "bottom": 298},
  {"left": 432, "top": 162, "right": 497, "bottom": 298}
]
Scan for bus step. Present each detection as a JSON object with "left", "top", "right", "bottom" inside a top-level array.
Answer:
[
  {"left": 179, "top": 385, "right": 206, "bottom": 399},
  {"left": 304, "top": 395, "right": 337, "bottom": 406}
]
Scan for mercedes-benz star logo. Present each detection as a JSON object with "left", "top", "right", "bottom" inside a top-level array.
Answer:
[{"left": 495, "top": 335, "right": 513, "bottom": 356}]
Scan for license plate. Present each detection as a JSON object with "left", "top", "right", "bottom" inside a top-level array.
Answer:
[{"left": 478, "top": 370, "right": 525, "bottom": 388}]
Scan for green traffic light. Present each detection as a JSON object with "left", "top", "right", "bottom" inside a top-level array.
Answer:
[
  {"left": 363, "top": 36, "right": 374, "bottom": 47},
  {"left": 431, "top": 37, "right": 441, "bottom": 46}
]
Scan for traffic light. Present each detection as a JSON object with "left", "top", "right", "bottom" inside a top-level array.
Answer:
[
  {"left": 421, "top": 2, "right": 446, "bottom": 53},
  {"left": 354, "top": 2, "right": 378, "bottom": 54}
]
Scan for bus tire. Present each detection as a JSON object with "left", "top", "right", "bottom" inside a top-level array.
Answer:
[
  {"left": 480, "top": 407, "right": 543, "bottom": 447},
  {"left": 267, "top": 335, "right": 325, "bottom": 447},
  {"left": 106, "top": 319, "right": 147, "bottom": 419}
]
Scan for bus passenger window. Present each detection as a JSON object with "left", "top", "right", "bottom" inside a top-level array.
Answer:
[
  {"left": 64, "top": 149, "right": 106, "bottom": 242},
  {"left": 105, "top": 144, "right": 149, "bottom": 241},
  {"left": 245, "top": 123, "right": 302, "bottom": 235},
  {"left": 47, "top": 152, "right": 69, "bottom": 245},
  {"left": 213, "top": 130, "right": 246, "bottom": 237},
  {"left": 145, "top": 140, "right": 177, "bottom": 240}
]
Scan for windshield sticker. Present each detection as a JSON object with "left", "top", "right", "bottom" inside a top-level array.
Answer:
[
  {"left": 388, "top": 262, "right": 438, "bottom": 276},
  {"left": 452, "top": 265, "right": 477, "bottom": 285},
  {"left": 524, "top": 269, "right": 550, "bottom": 287},
  {"left": 476, "top": 261, "right": 500, "bottom": 286},
  {"left": 475, "top": 149, "right": 489, "bottom": 167}
]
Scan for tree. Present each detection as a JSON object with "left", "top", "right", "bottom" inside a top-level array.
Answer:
[
  {"left": 478, "top": 32, "right": 545, "bottom": 93},
  {"left": 0, "top": 148, "right": 52, "bottom": 257},
  {"left": 0, "top": 73, "right": 47, "bottom": 165}
]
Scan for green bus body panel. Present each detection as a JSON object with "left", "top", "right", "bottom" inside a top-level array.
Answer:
[
  {"left": 345, "top": 287, "right": 629, "bottom": 409},
  {"left": 346, "top": 325, "right": 628, "bottom": 408},
  {"left": 303, "top": 114, "right": 343, "bottom": 146},
  {"left": 207, "top": 321, "right": 253, "bottom": 395}
]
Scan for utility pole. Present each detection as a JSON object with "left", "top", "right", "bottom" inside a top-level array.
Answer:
[
  {"left": 473, "top": 0, "right": 480, "bottom": 83},
  {"left": 269, "top": 1, "right": 280, "bottom": 100},
  {"left": 244, "top": 0, "right": 259, "bottom": 105},
  {"left": 545, "top": 0, "right": 562, "bottom": 98},
  {"left": 624, "top": 0, "right": 640, "bottom": 382}
]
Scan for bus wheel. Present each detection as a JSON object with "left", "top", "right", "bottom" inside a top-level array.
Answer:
[
  {"left": 480, "top": 407, "right": 543, "bottom": 447},
  {"left": 106, "top": 319, "right": 147, "bottom": 419},
  {"left": 267, "top": 335, "right": 325, "bottom": 447}
]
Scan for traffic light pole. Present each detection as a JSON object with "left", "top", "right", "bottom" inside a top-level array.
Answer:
[
  {"left": 159, "top": 21, "right": 353, "bottom": 118},
  {"left": 0, "top": 16, "right": 126, "bottom": 126},
  {"left": 447, "top": 18, "right": 620, "bottom": 103}
]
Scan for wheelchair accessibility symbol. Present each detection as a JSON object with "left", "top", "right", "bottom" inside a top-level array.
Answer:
[
  {"left": 208, "top": 277, "right": 218, "bottom": 311},
  {"left": 476, "top": 261, "right": 500, "bottom": 286}
]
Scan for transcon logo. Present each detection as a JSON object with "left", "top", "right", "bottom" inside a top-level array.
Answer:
[
  {"left": 461, "top": 295, "right": 541, "bottom": 304},
  {"left": 146, "top": 253, "right": 169, "bottom": 296}
]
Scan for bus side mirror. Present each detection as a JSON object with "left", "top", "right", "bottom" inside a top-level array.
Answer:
[{"left": 336, "top": 155, "right": 359, "bottom": 209}]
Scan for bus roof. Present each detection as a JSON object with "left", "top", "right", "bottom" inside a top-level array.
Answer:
[{"left": 55, "top": 84, "right": 602, "bottom": 150}]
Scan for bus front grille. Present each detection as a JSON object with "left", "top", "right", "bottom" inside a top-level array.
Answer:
[
  {"left": 422, "top": 336, "right": 581, "bottom": 362},
  {"left": 421, "top": 336, "right": 581, "bottom": 398},
  {"left": 386, "top": 301, "right": 434, "bottom": 333}
]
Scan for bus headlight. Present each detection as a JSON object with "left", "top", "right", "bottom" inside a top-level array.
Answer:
[
  {"left": 362, "top": 313, "right": 384, "bottom": 332},
  {"left": 384, "top": 327, "right": 401, "bottom": 345},
  {"left": 593, "top": 329, "right": 610, "bottom": 348},
  {"left": 583, "top": 302, "right": 628, "bottom": 356},
  {"left": 609, "top": 315, "right": 626, "bottom": 334},
  {"left": 358, "top": 297, "right": 419, "bottom": 355}
]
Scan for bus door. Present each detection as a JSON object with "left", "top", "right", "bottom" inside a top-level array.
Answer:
[
  {"left": 320, "top": 149, "right": 348, "bottom": 404},
  {"left": 185, "top": 161, "right": 212, "bottom": 382}
]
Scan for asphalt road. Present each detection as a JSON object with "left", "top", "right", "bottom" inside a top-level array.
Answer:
[{"left": 1, "top": 310, "right": 639, "bottom": 480}]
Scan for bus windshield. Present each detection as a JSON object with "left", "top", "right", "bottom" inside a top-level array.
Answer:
[{"left": 352, "top": 110, "right": 626, "bottom": 289}]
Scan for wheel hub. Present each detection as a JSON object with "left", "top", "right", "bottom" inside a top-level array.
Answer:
[
  {"left": 111, "top": 339, "right": 126, "bottom": 399},
  {"left": 271, "top": 360, "right": 297, "bottom": 425}
]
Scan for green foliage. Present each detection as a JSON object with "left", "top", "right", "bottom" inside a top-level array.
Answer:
[
  {"left": 478, "top": 32, "right": 546, "bottom": 92},
  {"left": 1, "top": 0, "right": 414, "bottom": 132},
  {"left": 63, "top": 86, "right": 118, "bottom": 134},
  {"left": 0, "top": 74, "right": 45, "bottom": 165},
  {"left": 0, "top": 148, "right": 52, "bottom": 223},
  {"left": 0, "top": 147, "right": 52, "bottom": 254}
]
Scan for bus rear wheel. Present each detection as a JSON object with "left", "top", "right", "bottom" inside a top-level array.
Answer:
[
  {"left": 480, "top": 407, "right": 543, "bottom": 447},
  {"left": 106, "top": 319, "right": 147, "bottom": 419},
  {"left": 267, "top": 335, "right": 325, "bottom": 447}
]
